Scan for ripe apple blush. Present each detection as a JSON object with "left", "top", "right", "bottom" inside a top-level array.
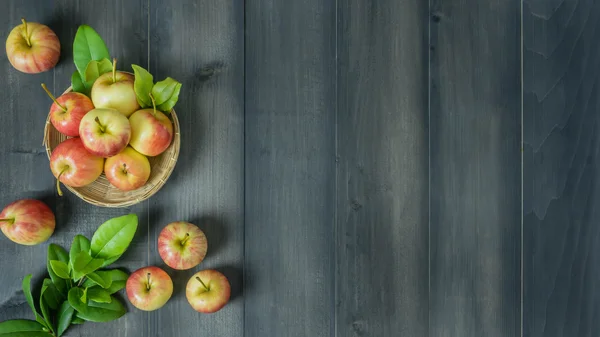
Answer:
[
  {"left": 41, "top": 83, "right": 94, "bottom": 137},
  {"left": 5, "top": 18, "right": 60, "bottom": 74},
  {"left": 49, "top": 137, "right": 104, "bottom": 196},
  {"left": 0, "top": 199, "right": 55, "bottom": 245}
]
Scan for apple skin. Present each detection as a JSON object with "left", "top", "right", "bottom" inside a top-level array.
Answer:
[
  {"left": 0, "top": 199, "right": 55, "bottom": 246},
  {"left": 5, "top": 19, "right": 60, "bottom": 74},
  {"left": 79, "top": 108, "right": 131, "bottom": 158},
  {"left": 104, "top": 146, "right": 151, "bottom": 191},
  {"left": 126, "top": 266, "right": 173, "bottom": 311},
  {"left": 49, "top": 92, "right": 95, "bottom": 137},
  {"left": 158, "top": 221, "right": 208, "bottom": 270},
  {"left": 129, "top": 109, "right": 174, "bottom": 157},
  {"left": 186, "top": 269, "right": 231, "bottom": 313},
  {"left": 91, "top": 72, "right": 140, "bottom": 117},
  {"left": 50, "top": 137, "right": 104, "bottom": 188}
]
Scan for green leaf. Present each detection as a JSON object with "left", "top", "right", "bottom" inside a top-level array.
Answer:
[
  {"left": 73, "top": 25, "right": 110, "bottom": 78},
  {"left": 102, "top": 270, "right": 129, "bottom": 294},
  {"left": 90, "top": 214, "right": 138, "bottom": 264},
  {"left": 83, "top": 272, "right": 112, "bottom": 289},
  {"left": 49, "top": 261, "right": 70, "bottom": 280},
  {"left": 56, "top": 302, "right": 74, "bottom": 337},
  {"left": 21, "top": 275, "right": 48, "bottom": 330},
  {"left": 71, "top": 71, "right": 87, "bottom": 95},
  {"left": 100, "top": 254, "right": 122, "bottom": 267},
  {"left": 47, "top": 244, "right": 69, "bottom": 294},
  {"left": 88, "top": 288, "right": 111, "bottom": 304},
  {"left": 70, "top": 317, "right": 85, "bottom": 325},
  {"left": 79, "top": 287, "right": 88, "bottom": 304},
  {"left": 38, "top": 297, "right": 52, "bottom": 335},
  {"left": 0, "top": 319, "right": 50, "bottom": 336},
  {"left": 70, "top": 235, "right": 91, "bottom": 269},
  {"left": 84, "top": 58, "right": 112, "bottom": 82},
  {"left": 71, "top": 251, "right": 104, "bottom": 281},
  {"left": 132, "top": 64, "right": 154, "bottom": 108},
  {"left": 152, "top": 78, "right": 182, "bottom": 112},
  {"left": 73, "top": 297, "right": 126, "bottom": 323}
]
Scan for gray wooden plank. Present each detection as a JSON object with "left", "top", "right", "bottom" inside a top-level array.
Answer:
[
  {"left": 429, "top": 0, "right": 521, "bottom": 336},
  {"left": 336, "top": 0, "right": 429, "bottom": 336},
  {"left": 0, "top": 1, "right": 150, "bottom": 337},
  {"left": 244, "top": 0, "right": 336, "bottom": 335},
  {"left": 523, "top": 1, "right": 600, "bottom": 336},
  {"left": 148, "top": 0, "right": 244, "bottom": 336}
]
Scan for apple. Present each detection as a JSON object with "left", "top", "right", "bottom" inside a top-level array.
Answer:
[
  {"left": 5, "top": 18, "right": 60, "bottom": 74},
  {"left": 129, "top": 108, "right": 174, "bottom": 157},
  {"left": 104, "top": 146, "right": 151, "bottom": 191},
  {"left": 158, "top": 221, "right": 208, "bottom": 270},
  {"left": 50, "top": 137, "right": 104, "bottom": 196},
  {"left": 126, "top": 266, "right": 173, "bottom": 311},
  {"left": 79, "top": 108, "right": 131, "bottom": 158},
  {"left": 186, "top": 269, "right": 231, "bottom": 313},
  {"left": 91, "top": 59, "right": 140, "bottom": 117},
  {"left": 41, "top": 83, "right": 94, "bottom": 137},
  {"left": 0, "top": 199, "right": 55, "bottom": 245}
]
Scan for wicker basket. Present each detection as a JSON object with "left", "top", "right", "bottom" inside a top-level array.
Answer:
[{"left": 42, "top": 85, "right": 181, "bottom": 208}]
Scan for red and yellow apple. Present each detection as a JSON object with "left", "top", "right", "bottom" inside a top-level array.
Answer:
[
  {"left": 5, "top": 18, "right": 60, "bottom": 74},
  {"left": 49, "top": 137, "right": 104, "bottom": 195},
  {"left": 126, "top": 266, "right": 173, "bottom": 311},
  {"left": 79, "top": 108, "right": 131, "bottom": 158},
  {"left": 104, "top": 146, "right": 151, "bottom": 191},
  {"left": 0, "top": 199, "right": 55, "bottom": 245},
  {"left": 158, "top": 221, "right": 208, "bottom": 270},
  {"left": 129, "top": 108, "right": 173, "bottom": 157},
  {"left": 186, "top": 269, "right": 231, "bottom": 313},
  {"left": 91, "top": 60, "right": 140, "bottom": 117},
  {"left": 41, "top": 83, "right": 94, "bottom": 137}
]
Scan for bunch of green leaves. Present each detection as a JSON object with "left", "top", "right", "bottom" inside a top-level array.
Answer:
[
  {"left": 0, "top": 214, "right": 138, "bottom": 337},
  {"left": 131, "top": 64, "right": 181, "bottom": 113},
  {"left": 70, "top": 25, "right": 113, "bottom": 96}
]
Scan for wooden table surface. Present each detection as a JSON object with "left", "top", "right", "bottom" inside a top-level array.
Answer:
[{"left": 0, "top": 0, "right": 592, "bottom": 336}]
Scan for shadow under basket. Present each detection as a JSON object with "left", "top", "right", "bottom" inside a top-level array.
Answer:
[{"left": 43, "top": 86, "right": 181, "bottom": 208}]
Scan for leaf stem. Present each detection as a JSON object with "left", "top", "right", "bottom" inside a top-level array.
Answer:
[
  {"left": 94, "top": 116, "right": 106, "bottom": 133},
  {"left": 180, "top": 233, "right": 190, "bottom": 246},
  {"left": 41, "top": 83, "right": 67, "bottom": 111},
  {"left": 112, "top": 58, "right": 117, "bottom": 83},
  {"left": 149, "top": 93, "right": 157, "bottom": 116},
  {"left": 196, "top": 276, "right": 209, "bottom": 291},
  {"left": 21, "top": 18, "right": 31, "bottom": 47},
  {"left": 78, "top": 277, "right": 86, "bottom": 287},
  {"left": 56, "top": 166, "right": 69, "bottom": 197}
]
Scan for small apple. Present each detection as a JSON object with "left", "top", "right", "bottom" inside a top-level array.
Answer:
[
  {"left": 129, "top": 107, "right": 174, "bottom": 157},
  {"left": 186, "top": 269, "right": 231, "bottom": 313},
  {"left": 50, "top": 137, "right": 104, "bottom": 196},
  {"left": 126, "top": 266, "right": 173, "bottom": 311},
  {"left": 0, "top": 199, "right": 55, "bottom": 245},
  {"left": 158, "top": 221, "right": 208, "bottom": 270},
  {"left": 5, "top": 18, "right": 60, "bottom": 74},
  {"left": 79, "top": 108, "right": 131, "bottom": 158},
  {"left": 91, "top": 58, "right": 140, "bottom": 117},
  {"left": 41, "top": 83, "right": 94, "bottom": 137},
  {"left": 104, "top": 146, "right": 151, "bottom": 191}
]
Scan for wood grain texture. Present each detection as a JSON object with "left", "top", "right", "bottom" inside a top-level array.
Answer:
[
  {"left": 523, "top": 1, "right": 600, "bottom": 336},
  {"left": 0, "top": 1, "right": 150, "bottom": 337},
  {"left": 429, "top": 0, "right": 521, "bottom": 336},
  {"left": 244, "top": 0, "right": 336, "bottom": 336},
  {"left": 336, "top": 0, "right": 429, "bottom": 336},
  {"left": 148, "top": 0, "right": 244, "bottom": 336}
]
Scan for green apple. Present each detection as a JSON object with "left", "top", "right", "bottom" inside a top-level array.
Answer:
[{"left": 91, "top": 59, "right": 140, "bottom": 117}]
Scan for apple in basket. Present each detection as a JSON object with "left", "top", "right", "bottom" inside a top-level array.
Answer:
[
  {"left": 79, "top": 108, "right": 131, "bottom": 158},
  {"left": 41, "top": 83, "right": 94, "bottom": 137},
  {"left": 49, "top": 137, "right": 104, "bottom": 196}
]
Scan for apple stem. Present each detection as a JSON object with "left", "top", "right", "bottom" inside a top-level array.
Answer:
[
  {"left": 180, "top": 233, "right": 190, "bottom": 246},
  {"left": 122, "top": 163, "right": 128, "bottom": 174},
  {"left": 41, "top": 83, "right": 67, "bottom": 112},
  {"left": 0, "top": 218, "right": 14, "bottom": 224},
  {"left": 196, "top": 276, "right": 210, "bottom": 291},
  {"left": 112, "top": 58, "right": 117, "bottom": 83},
  {"left": 21, "top": 18, "right": 31, "bottom": 47},
  {"left": 56, "top": 166, "right": 68, "bottom": 197},
  {"left": 149, "top": 93, "right": 157, "bottom": 116},
  {"left": 147, "top": 273, "right": 152, "bottom": 291},
  {"left": 94, "top": 116, "right": 106, "bottom": 133}
]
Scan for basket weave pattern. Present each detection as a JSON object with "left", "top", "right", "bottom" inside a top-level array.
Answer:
[{"left": 43, "top": 86, "right": 181, "bottom": 208}]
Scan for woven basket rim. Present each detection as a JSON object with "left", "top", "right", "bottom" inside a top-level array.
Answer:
[{"left": 42, "top": 81, "right": 181, "bottom": 208}]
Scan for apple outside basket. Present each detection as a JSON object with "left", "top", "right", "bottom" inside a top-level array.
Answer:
[{"left": 42, "top": 84, "right": 181, "bottom": 208}]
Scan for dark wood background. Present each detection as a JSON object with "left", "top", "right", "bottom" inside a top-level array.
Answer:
[{"left": 0, "top": 0, "right": 591, "bottom": 336}]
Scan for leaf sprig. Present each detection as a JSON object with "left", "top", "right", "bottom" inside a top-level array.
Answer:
[{"left": 0, "top": 214, "right": 138, "bottom": 337}]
